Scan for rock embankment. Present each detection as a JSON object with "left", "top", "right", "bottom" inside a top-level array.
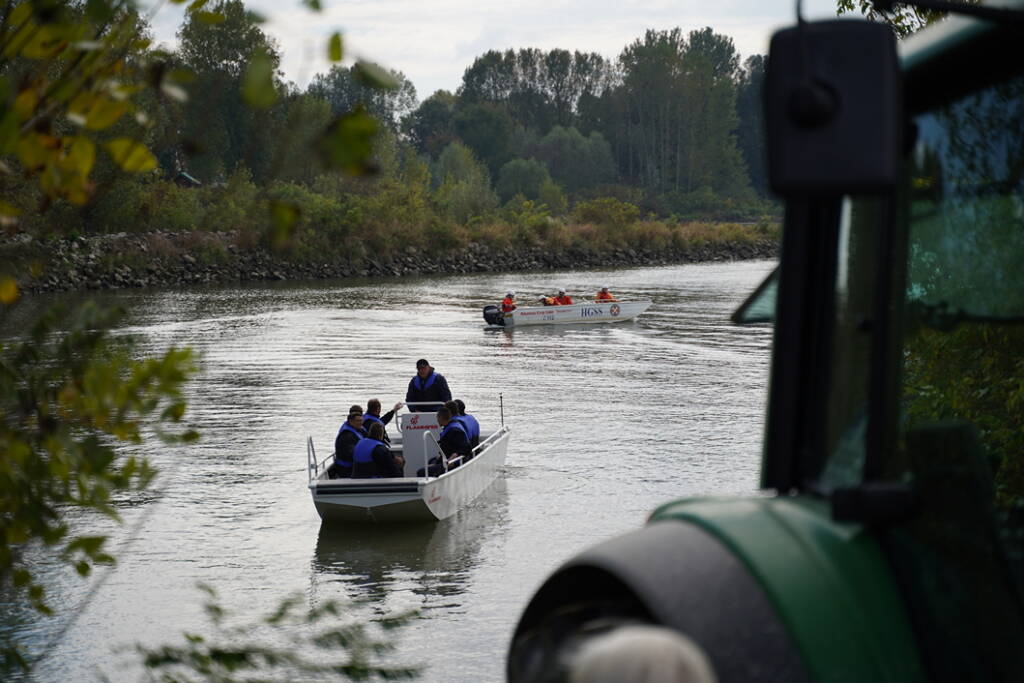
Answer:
[{"left": 3, "top": 231, "right": 778, "bottom": 294}]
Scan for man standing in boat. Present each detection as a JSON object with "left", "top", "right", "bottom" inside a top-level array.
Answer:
[
  {"left": 554, "top": 288, "right": 573, "bottom": 305},
  {"left": 405, "top": 359, "right": 452, "bottom": 412}
]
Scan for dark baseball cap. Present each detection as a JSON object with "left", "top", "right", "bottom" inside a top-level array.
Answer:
[{"left": 416, "top": 359, "right": 430, "bottom": 368}]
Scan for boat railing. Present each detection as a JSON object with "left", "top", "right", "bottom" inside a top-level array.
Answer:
[
  {"left": 307, "top": 437, "right": 335, "bottom": 483},
  {"left": 472, "top": 424, "right": 510, "bottom": 457},
  {"left": 424, "top": 429, "right": 471, "bottom": 474}
]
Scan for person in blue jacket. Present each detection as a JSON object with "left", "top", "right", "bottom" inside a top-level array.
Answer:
[
  {"left": 362, "top": 398, "right": 402, "bottom": 444},
  {"left": 417, "top": 407, "right": 469, "bottom": 476},
  {"left": 352, "top": 423, "right": 405, "bottom": 478},
  {"left": 454, "top": 399, "right": 481, "bottom": 448},
  {"left": 405, "top": 359, "right": 452, "bottom": 412},
  {"left": 328, "top": 411, "right": 365, "bottom": 478}
]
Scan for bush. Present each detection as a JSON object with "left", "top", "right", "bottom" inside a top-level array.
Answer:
[{"left": 572, "top": 197, "right": 640, "bottom": 230}]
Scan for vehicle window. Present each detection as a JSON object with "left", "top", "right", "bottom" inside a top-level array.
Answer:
[{"left": 899, "top": 71, "right": 1024, "bottom": 591}]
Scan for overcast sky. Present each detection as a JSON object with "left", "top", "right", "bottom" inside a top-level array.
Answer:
[{"left": 148, "top": 0, "right": 845, "bottom": 99}]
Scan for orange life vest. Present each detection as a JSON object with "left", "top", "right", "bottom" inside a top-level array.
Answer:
[
  {"left": 501, "top": 296, "right": 516, "bottom": 313},
  {"left": 554, "top": 295, "right": 574, "bottom": 305},
  {"left": 596, "top": 291, "right": 616, "bottom": 301}
]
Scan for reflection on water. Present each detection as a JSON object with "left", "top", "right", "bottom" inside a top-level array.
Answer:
[
  {"left": 1, "top": 261, "right": 774, "bottom": 683},
  {"left": 312, "top": 481, "right": 510, "bottom": 610}
]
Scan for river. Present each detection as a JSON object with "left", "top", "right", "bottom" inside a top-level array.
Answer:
[{"left": 1, "top": 259, "right": 775, "bottom": 681}]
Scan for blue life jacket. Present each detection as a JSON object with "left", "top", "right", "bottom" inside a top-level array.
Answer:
[
  {"left": 353, "top": 438, "right": 387, "bottom": 466},
  {"left": 335, "top": 423, "right": 364, "bottom": 465},
  {"left": 440, "top": 421, "right": 467, "bottom": 440},
  {"left": 415, "top": 373, "right": 438, "bottom": 391},
  {"left": 363, "top": 413, "right": 384, "bottom": 427},
  {"left": 461, "top": 413, "right": 481, "bottom": 441}
]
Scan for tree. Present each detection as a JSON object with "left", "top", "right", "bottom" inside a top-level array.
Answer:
[
  {"left": 735, "top": 55, "right": 768, "bottom": 197},
  {"left": 308, "top": 63, "right": 417, "bottom": 132},
  {"left": 402, "top": 90, "right": 457, "bottom": 157},
  {"left": 496, "top": 158, "right": 551, "bottom": 203},
  {"left": 530, "top": 126, "right": 615, "bottom": 194},
  {"left": 452, "top": 102, "right": 514, "bottom": 178},
  {"left": 176, "top": 0, "right": 284, "bottom": 182}
]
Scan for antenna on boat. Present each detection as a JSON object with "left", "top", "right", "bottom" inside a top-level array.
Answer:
[{"left": 500, "top": 393, "right": 504, "bottom": 427}]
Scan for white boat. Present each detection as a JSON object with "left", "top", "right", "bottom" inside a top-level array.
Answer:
[
  {"left": 483, "top": 300, "right": 652, "bottom": 328},
  {"left": 307, "top": 408, "right": 510, "bottom": 523}
]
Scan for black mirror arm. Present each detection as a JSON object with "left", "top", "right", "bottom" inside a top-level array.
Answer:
[{"left": 871, "top": 0, "right": 1024, "bottom": 25}]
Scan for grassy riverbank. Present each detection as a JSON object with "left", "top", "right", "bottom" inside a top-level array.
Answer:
[{"left": 4, "top": 173, "right": 778, "bottom": 293}]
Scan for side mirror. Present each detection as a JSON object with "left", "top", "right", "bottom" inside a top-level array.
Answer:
[{"left": 765, "top": 20, "right": 902, "bottom": 196}]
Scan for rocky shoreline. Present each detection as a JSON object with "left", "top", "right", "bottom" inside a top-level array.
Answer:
[{"left": 3, "top": 230, "right": 779, "bottom": 294}]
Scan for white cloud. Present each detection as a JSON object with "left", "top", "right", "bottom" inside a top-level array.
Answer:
[{"left": 145, "top": 0, "right": 843, "bottom": 100}]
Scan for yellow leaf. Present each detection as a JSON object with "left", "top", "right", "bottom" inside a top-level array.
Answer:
[
  {"left": 0, "top": 200, "right": 21, "bottom": 216},
  {"left": 21, "top": 26, "right": 66, "bottom": 59},
  {"left": 105, "top": 138, "right": 157, "bottom": 172},
  {"left": 67, "top": 137, "right": 96, "bottom": 177},
  {"left": 14, "top": 88, "right": 38, "bottom": 120},
  {"left": 0, "top": 277, "right": 18, "bottom": 305},
  {"left": 16, "top": 133, "right": 57, "bottom": 171},
  {"left": 84, "top": 98, "right": 129, "bottom": 130}
]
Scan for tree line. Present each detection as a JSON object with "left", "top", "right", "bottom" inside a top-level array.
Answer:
[{"left": 5, "top": 0, "right": 773, "bottom": 247}]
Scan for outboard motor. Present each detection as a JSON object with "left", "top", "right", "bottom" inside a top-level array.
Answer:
[{"left": 483, "top": 305, "right": 505, "bottom": 327}]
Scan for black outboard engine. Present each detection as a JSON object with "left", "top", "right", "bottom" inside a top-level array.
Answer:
[{"left": 483, "top": 305, "right": 505, "bottom": 326}]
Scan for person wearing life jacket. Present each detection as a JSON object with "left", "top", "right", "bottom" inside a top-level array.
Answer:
[
  {"left": 501, "top": 290, "right": 517, "bottom": 313},
  {"left": 362, "top": 398, "right": 402, "bottom": 444},
  {"left": 595, "top": 286, "right": 617, "bottom": 302},
  {"left": 454, "top": 398, "right": 481, "bottom": 448},
  {"left": 405, "top": 358, "right": 452, "bottom": 412},
  {"left": 417, "top": 407, "right": 470, "bottom": 476},
  {"left": 540, "top": 295, "right": 558, "bottom": 306},
  {"left": 554, "top": 288, "right": 574, "bottom": 305},
  {"left": 328, "top": 411, "right": 366, "bottom": 478},
  {"left": 351, "top": 422, "right": 405, "bottom": 478},
  {"left": 444, "top": 400, "right": 476, "bottom": 453}
]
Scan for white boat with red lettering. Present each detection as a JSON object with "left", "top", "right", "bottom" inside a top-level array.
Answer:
[
  {"left": 307, "top": 403, "right": 510, "bottom": 523},
  {"left": 482, "top": 299, "right": 651, "bottom": 328}
]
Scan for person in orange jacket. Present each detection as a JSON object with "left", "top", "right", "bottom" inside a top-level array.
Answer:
[
  {"left": 554, "top": 288, "right": 574, "bottom": 305},
  {"left": 539, "top": 295, "right": 558, "bottom": 306},
  {"left": 595, "top": 286, "right": 617, "bottom": 301},
  {"left": 501, "top": 290, "right": 517, "bottom": 313}
]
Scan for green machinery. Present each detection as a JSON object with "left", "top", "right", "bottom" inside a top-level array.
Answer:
[{"left": 508, "top": 3, "right": 1024, "bottom": 681}]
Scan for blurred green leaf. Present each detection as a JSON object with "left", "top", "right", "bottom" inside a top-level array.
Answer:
[
  {"left": 242, "top": 50, "right": 277, "bottom": 109},
  {"left": 268, "top": 200, "right": 299, "bottom": 250},
  {"left": 351, "top": 60, "right": 398, "bottom": 90},
  {"left": 105, "top": 138, "right": 158, "bottom": 172},
  {"left": 320, "top": 106, "right": 378, "bottom": 175},
  {"left": 195, "top": 11, "right": 225, "bottom": 25},
  {"left": 85, "top": 0, "right": 115, "bottom": 23},
  {"left": 302, "top": 0, "right": 323, "bottom": 10},
  {"left": 328, "top": 32, "right": 343, "bottom": 62}
]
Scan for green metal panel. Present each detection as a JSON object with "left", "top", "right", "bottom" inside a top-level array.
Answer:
[{"left": 649, "top": 496, "right": 924, "bottom": 683}]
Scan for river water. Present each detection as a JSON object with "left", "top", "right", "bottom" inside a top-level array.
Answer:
[{"left": 2, "top": 260, "right": 775, "bottom": 681}]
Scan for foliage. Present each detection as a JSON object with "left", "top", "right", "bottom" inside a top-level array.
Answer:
[
  {"left": 0, "top": 0, "right": 189, "bottom": 211},
  {"left": 308, "top": 62, "right": 416, "bottom": 131},
  {"left": 135, "top": 584, "right": 420, "bottom": 682},
  {"left": 495, "top": 158, "right": 550, "bottom": 203},
  {"left": 836, "top": 0, "right": 945, "bottom": 37},
  {"left": 572, "top": 197, "right": 641, "bottom": 229},
  {"left": 528, "top": 126, "right": 615, "bottom": 194},
  {"left": 902, "top": 324, "right": 1024, "bottom": 506},
  {"left": 0, "top": 297, "right": 196, "bottom": 670}
]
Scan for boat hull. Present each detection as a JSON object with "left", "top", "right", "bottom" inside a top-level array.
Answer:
[
  {"left": 310, "top": 426, "right": 510, "bottom": 523},
  {"left": 501, "top": 300, "right": 651, "bottom": 327}
]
